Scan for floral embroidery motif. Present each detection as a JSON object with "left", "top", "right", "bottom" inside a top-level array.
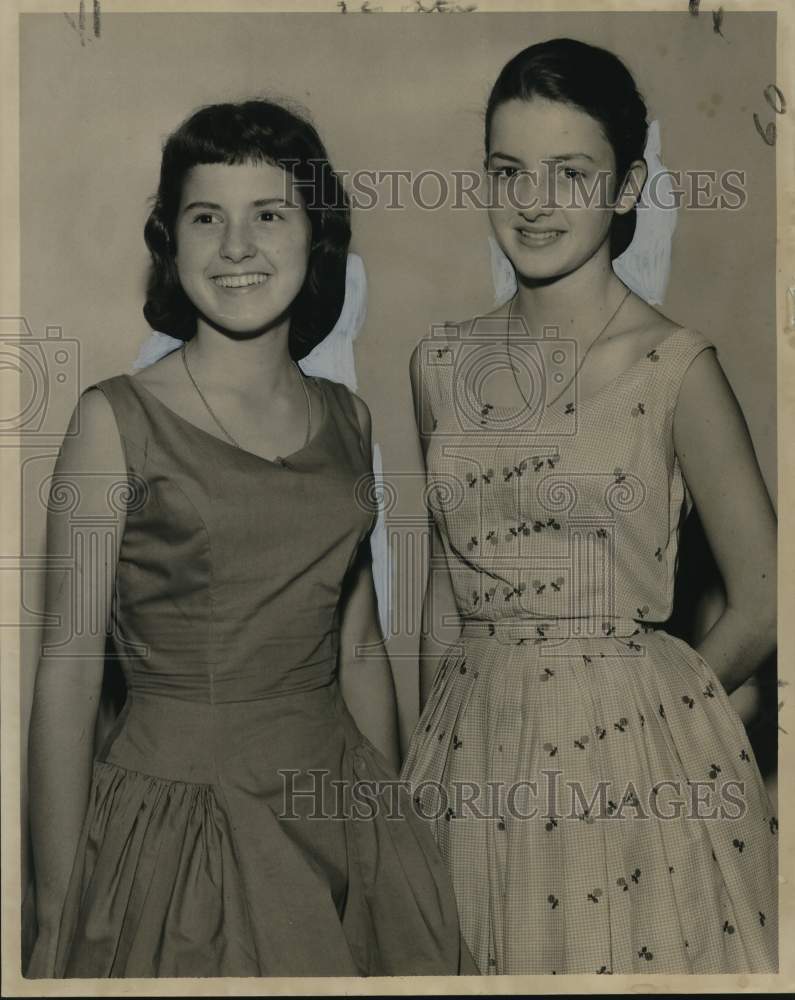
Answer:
[
  {"left": 631, "top": 402, "right": 646, "bottom": 417},
  {"left": 587, "top": 888, "right": 603, "bottom": 903},
  {"left": 638, "top": 945, "right": 654, "bottom": 961},
  {"left": 503, "top": 460, "right": 528, "bottom": 481},
  {"left": 547, "top": 894, "right": 560, "bottom": 910},
  {"left": 647, "top": 348, "right": 660, "bottom": 362},
  {"left": 507, "top": 522, "right": 531, "bottom": 540},
  {"left": 533, "top": 518, "right": 561, "bottom": 532},
  {"left": 682, "top": 695, "right": 695, "bottom": 709}
]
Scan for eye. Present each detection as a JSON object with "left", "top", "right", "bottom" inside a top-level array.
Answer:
[
  {"left": 192, "top": 212, "right": 221, "bottom": 225},
  {"left": 256, "top": 210, "right": 283, "bottom": 223},
  {"left": 561, "top": 166, "right": 585, "bottom": 180},
  {"left": 488, "top": 165, "right": 520, "bottom": 179}
]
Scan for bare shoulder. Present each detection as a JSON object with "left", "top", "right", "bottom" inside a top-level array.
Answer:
[
  {"left": 55, "top": 387, "right": 126, "bottom": 510},
  {"left": 609, "top": 296, "right": 683, "bottom": 352},
  {"left": 348, "top": 390, "right": 372, "bottom": 434}
]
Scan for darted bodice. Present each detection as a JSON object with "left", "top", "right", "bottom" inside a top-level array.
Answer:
[
  {"left": 419, "top": 326, "right": 713, "bottom": 635},
  {"left": 96, "top": 373, "right": 374, "bottom": 705}
]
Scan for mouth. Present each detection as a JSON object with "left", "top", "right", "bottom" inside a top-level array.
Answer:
[
  {"left": 515, "top": 228, "right": 565, "bottom": 248},
  {"left": 211, "top": 273, "right": 270, "bottom": 289}
]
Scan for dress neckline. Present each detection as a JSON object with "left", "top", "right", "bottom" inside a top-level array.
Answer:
[
  {"left": 122, "top": 372, "right": 330, "bottom": 468},
  {"left": 469, "top": 326, "right": 689, "bottom": 422}
]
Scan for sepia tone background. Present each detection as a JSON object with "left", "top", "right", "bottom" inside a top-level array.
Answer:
[{"left": 17, "top": 9, "right": 777, "bottom": 903}]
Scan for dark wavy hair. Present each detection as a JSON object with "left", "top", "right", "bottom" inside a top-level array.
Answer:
[
  {"left": 143, "top": 100, "right": 351, "bottom": 360},
  {"left": 485, "top": 38, "right": 648, "bottom": 258}
]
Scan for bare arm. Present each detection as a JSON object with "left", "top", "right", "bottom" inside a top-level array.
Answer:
[
  {"left": 673, "top": 348, "right": 777, "bottom": 694},
  {"left": 27, "top": 388, "right": 126, "bottom": 973},
  {"left": 337, "top": 395, "right": 401, "bottom": 772},
  {"left": 409, "top": 345, "right": 462, "bottom": 711}
]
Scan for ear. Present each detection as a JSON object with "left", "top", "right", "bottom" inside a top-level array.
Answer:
[{"left": 614, "top": 159, "right": 648, "bottom": 216}]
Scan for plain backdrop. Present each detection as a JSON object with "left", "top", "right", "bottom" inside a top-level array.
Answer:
[{"left": 17, "top": 11, "right": 777, "bottom": 885}]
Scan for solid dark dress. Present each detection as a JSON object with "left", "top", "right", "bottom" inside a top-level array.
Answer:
[{"left": 30, "top": 372, "right": 472, "bottom": 978}]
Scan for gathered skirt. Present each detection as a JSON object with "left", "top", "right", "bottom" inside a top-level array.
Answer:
[{"left": 401, "top": 626, "right": 778, "bottom": 975}]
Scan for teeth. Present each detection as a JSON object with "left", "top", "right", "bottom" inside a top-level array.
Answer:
[
  {"left": 213, "top": 274, "right": 268, "bottom": 288},
  {"left": 518, "top": 230, "right": 561, "bottom": 244}
]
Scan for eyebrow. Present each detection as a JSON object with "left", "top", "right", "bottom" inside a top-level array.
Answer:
[
  {"left": 181, "top": 197, "right": 298, "bottom": 213},
  {"left": 488, "top": 151, "right": 596, "bottom": 163}
]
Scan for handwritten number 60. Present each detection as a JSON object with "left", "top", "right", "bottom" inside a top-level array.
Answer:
[{"left": 754, "top": 85, "right": 787, "bottom": 146}]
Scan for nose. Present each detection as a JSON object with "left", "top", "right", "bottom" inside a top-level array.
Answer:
[
  {"left": 509, "top": 170, "right": 555, "bottom": 220},
  {"left": 219, "top": 219, "right": 257, "bottom": 263}
]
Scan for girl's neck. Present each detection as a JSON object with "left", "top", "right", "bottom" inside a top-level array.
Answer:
[
  {"left": 513, "top": 253, "right": 624, "bottom": 340},
  {"left": 187, "top": 319, "right": 296, "bottom": 396}
]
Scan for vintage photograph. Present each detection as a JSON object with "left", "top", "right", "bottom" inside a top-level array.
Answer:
[{"left": 2, "top": 0, "right": 791, "bottom": 992}]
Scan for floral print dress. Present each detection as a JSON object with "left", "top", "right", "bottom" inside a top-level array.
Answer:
[{"left": 401, "top": 326, "right": 777, "bottom": 974}]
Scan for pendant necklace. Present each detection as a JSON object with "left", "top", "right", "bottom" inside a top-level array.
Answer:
[
  {"left": 506, "top": 285, "right": 632, "bottom": 412},
  {"left": 180, "top": 341, "right": 312, "bottom": 462}
]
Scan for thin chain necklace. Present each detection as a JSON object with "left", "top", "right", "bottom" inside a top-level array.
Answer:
[
  {"left": 180, "top": 341, "right": 312, "bottom": 459},
  {"left": 507, "top": 285, "right": 632, "bottom": 411}
]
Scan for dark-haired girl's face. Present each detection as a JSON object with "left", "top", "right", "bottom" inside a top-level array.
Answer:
[
  {"left": 174, "top": 161, "right": 311, "bottom": 338},
  {"left": 486, "top": 97, "right": 622, "bottom": 282}
]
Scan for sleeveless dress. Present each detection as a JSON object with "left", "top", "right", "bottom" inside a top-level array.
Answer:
[
  {"left": 400, "top": 326, "right": 778, "bottom": 975},
  {"left": 35, "top": 372, "right": 473, "bottom": 978}
]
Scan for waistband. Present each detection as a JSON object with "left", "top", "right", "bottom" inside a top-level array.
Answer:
[{"left": 459, "top": 617, "right": 659, "bottom": 645}]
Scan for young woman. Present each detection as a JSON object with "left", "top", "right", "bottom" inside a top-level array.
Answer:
[
  {"left": 401, "top": 39, "right": 778, "bottom": 974},
  {"left": 26, "top": 100, "right": 473, "bottom": 978}
]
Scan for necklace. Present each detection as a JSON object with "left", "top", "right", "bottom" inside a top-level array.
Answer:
[
  {"left": 180, "top": 342, "right": 312, "bottom": 460},
  {"left": 506, "top": 285, "right": 632, "bottom": 412}
]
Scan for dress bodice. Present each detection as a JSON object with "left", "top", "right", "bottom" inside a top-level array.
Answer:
[
  {"left": 418, "top": 326, "right": 714, "bottom": 635},
  {"left": 95, "top": 373, "right": 374, "bottom": 705}
]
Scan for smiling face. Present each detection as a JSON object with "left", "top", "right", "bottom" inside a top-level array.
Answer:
[
  {"left": 486, "top": 96, "right": 625, "bottom": 283},
  {"left": 174, "top": 160, "right": 312, "bottom": 337}
]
